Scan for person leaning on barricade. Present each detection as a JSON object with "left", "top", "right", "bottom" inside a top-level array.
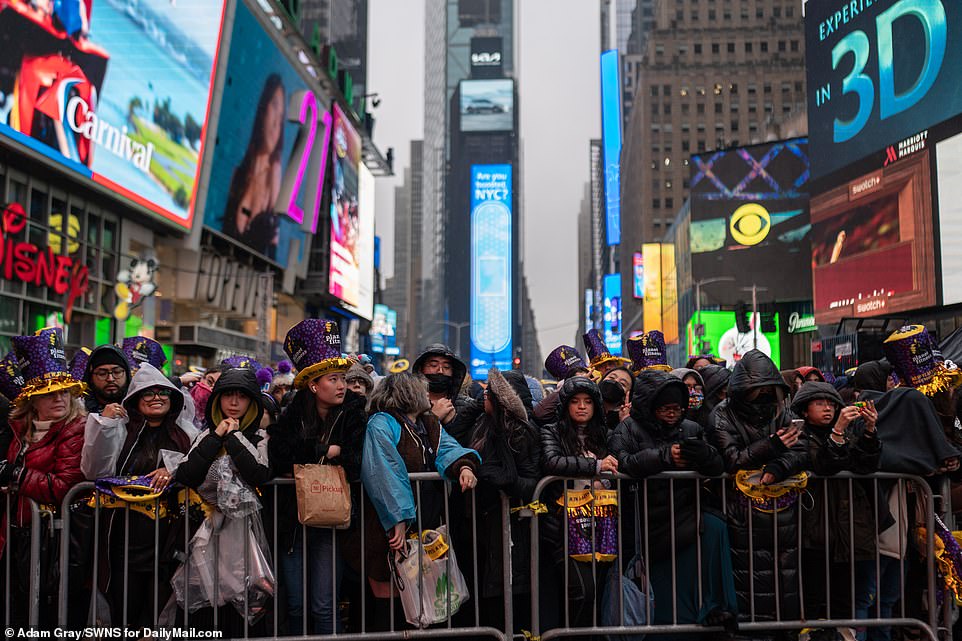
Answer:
[
  {"left": 608, "top": 369, "right": 738, "bottom": 634},
  {"left": 457, "top": 367, "right": 540, "bottom": 630},
  {"left": 0, "top": 328, "right": 86, "bottom": 629},
  {"left": 268, "top": 319, "right": 365, "bottom": 635},
  {"left": 709, "top": 349, "right": 809, "bottom": 633},
  {"left": 793, "top": 381, "right": 884, "bottom": 641},
  {"left": 539, "top": 377, "right": 618, "bottom": 634},
  {"left": 80, "top": 363, "right": 199, "bottom": 630},
  {"left": 166, "top": 366, "right": 273, "bottom": 635},
  {"left": 360, "top": 371, "right": 480, "bottom": 631}
]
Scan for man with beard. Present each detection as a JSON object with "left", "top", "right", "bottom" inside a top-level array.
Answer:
[
  {"left": 82, "top": 344, "right": 132, "bottom": 413},
  {"left": 413, "top": 344, "right": 481, "bottom": 445}
]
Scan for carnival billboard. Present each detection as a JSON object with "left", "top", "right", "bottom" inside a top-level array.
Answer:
[{"left": 0, "top": 0, "right": 225, "bottom": 229}]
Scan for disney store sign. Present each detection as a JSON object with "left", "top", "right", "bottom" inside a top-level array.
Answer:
[{"left": 1, "top": 202, "right": 89, "bottom": 322}]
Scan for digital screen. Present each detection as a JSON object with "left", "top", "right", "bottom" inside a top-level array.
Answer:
[
  {"left": 584, "top": 289, "right": 594, "bottom": 331},
  {"left": 632, "top": 252, "right": 644, "bottom": 299},
  {"left": 805, "top": 0, "right": 962, "bottom": 179},
  {"left": 810, "top": 149, "right": 936, "bottom": 324},
  {"left": 370, "top": 303, "right": 396, "bottom": 353},
  {"left": 0, "top": 0, "right": 225, "bottom": 229},
  {"left": 202, "top": 0, "right": 329, "bottom": 267},
  {"left": 470, "top": 36, "right": 503, "bottom": 78},
  {"left": 328, "top": 104, "right": 374, "bottom": 320},
  {"left": 601, "top": 50, "right": 622, "bottom": 246},
  {"left": 470, "top": 164, "right": 513, "bottom": 379},
  {"left": 937, "top": 130, "right": 962, "bottom": 305},
  {"left": 687, "top": 311, "right": 781, "bottom": 369},
  {"left": 603, "top": 273, "right": 622, "bottom": 356},
  {"left": 689, "top": 139, "right": 812, "bottom": 303},
  {"left": 460, "top": 79, "right": 514, "bottom": 132},
  {"left": 642, "top": 244, "right": 662, "bottom": 334}
]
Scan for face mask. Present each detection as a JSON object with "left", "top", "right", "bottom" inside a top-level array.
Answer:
[
  {"left": 689, "top": 389, "right": 705, "bottom": 411},
  {"left": 425, "top": 373, "right": 453, "bottom": 394},
  {"left": 737, "top": 397, "right": 779, "bottom": 425}
]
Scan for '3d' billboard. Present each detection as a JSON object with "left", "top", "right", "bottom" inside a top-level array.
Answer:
[
  {"left": 470, "top": 164, "right": 512, "bottom": 379},
  {"left": 805, "top": 0, "right": 962, "bottom": 179},
  {"left": 0, "top": 0, "right": 225, "bottom": 229}
]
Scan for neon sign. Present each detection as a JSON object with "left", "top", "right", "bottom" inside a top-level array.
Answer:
[{"left": 276, "top": 89, "right": 334, "bottom": 233}]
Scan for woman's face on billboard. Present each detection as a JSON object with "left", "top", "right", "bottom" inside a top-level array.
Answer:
[{"left": 263, "top": 86, "right": 284, "bottom": 154}]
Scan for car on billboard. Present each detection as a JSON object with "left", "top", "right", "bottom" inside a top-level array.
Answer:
[{"left": 464, "top": 98, "right": 505, "bottom": 114}]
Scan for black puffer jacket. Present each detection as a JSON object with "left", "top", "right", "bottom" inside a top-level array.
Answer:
[
  {"left": 268, "top": 388, "right": 368, "bottom": 550},
  {"left": 700, "top": 364, "right": 731, "bottom": 413},
  {"left": 708, "top": 350, "right": 807, "bottom": 622},
  {"left": 792, "top": 382, "right": 890, "bottom": 562},
  {"left": 541, "top": 378, "right": 608, "bottom": 478},
  {"left": 608, "top": 371, "right": 723, "bottom": 556},
  {"left": 176, "top": 367, "right": 271, "bottom": 490}
]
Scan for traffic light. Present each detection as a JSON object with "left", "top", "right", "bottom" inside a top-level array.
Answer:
[
  {"left": 735, "top": 302, "right": 750, "bottom": 334},
  {"left": 513, "top": 357, "right": 521, "bottom": 369},
  {"left": 761, "top": 312, "right": 777, "bottom": 334}
]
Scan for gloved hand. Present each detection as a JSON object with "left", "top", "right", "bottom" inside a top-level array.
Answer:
[
  {"left": 678, "top": 438, "right": 714, "bottom": 467},
  {"left": 0, "top": 460, "right": 17, "bottom": 486}
]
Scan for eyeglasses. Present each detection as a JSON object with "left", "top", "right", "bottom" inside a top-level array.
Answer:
[
  {"left": 810, "top": 399, "right": 836, "bottom": 408},
  {"left": 141, "top": 388, "right": 172, "bottom": 400},
  {"left": 655, "top": 404, "right": 685, "bottom": 415},
  {"left": 93, "top": 368, "right": 126, "bottom": 381}
]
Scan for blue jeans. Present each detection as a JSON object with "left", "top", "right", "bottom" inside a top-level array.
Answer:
[
  {"left": 866, "top": 556, "right": 904, "bottom": 641},
  {"left": 851, "top": 559, "right": 878, "bottom": 641},
  {"left": 278, "top": 527, "right": 342, "bottom": 634}
]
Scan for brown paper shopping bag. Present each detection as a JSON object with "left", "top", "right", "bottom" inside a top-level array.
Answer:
[{"left": 293, "top": 463, "right": 352, "bottom": 528}]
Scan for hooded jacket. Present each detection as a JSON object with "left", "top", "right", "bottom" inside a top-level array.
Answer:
[
  {"left": 792, "top": 382, "right": 889, "bottom": 562},
  {"left": 175, "top": 368, "right": 270, "bottom": 490},
  {"left": 608, "top": 371, "right": 724, "bottom": 555},
  {"left": 465, "top": 367, "right": 540, "bottom": 598},
  {"left": 83, "top": 345, "right": 132, "bottom": 414},
  {"left": 670, "top": 367, "right": 712, "bottom": 427},
  {"left": 708, "top": 350, "right": 806, "bottom": 621},
  {"left": 853, "top": 360, "right": 893, "bottom": 394},
  {"left": 81, "top": 363, "right": 198, "bottom": 480},
  {"left": 540, "top": 377, "right": 608, "bottom": 478},
  {"left": 700, "top": 364, "right": 731, "bottom": 406},
  {"left": 414, "top": 344, "right": 482, "bottom": 445},
  {"left": 502, "top": 369, "right": 536, "bottom": 419}
]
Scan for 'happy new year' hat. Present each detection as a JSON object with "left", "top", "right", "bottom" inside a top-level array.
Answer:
[
  {"left": 544, "top": 345, "right": 588, "bottom": 380},
  {"left": 627, "top": 331, "right": 672, "bottom": 374},
  {"left": 284, "top": 319, "right": 352, "bottom": 389},
  {"left": 12, "top": 327, "right": 85, "bottom": 404},
  {"left": 583, "top": 329, "right": 625, "bottom": 371},
  {"left": 882, "top": 325, "right": 962, "bottom": 396},
  {"left": 121, "top": 336, "right": 167, "bottom": 372},
  {"left": 0, "top": 351, "right": 24, "bottom": 402}
]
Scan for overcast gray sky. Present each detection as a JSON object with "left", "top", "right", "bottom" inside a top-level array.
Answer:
[{"left": 369, "top": 0, "right": 601, "bottom": 360}]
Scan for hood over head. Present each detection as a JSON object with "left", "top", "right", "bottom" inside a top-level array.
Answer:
[
  {"left": 524, "top": 375, "right": 545, "bottom": 406},
  {"left": 795, "top": 366, "right": 825, "bottom": 383},
  {"left": 854, "top": 360, "right": 893, "bottom": 393},
  {"left": 791, "top": 381, "right": 843, "bottom": 417},
  {"left": 501, "top": 369, "right": 535, "bottom": 417},
  {"left": 670, "top": 367, "right": 705, "bottom": 388},
  {"left": 121, "top": 363, "right": 198, "bottom": 441},
  {"left": 700, "top": 364, "right": 731, "bottom": 400},
  {"left": 413, "top": 343, "right": 467, "bottom": 397},
  {"left": 631, "top": 369, "right": 690, "bottom": 425},
  {"left": 205, "top": 367, "right": 265, "bottom": 432},
  {"left": 728, "top": 350, "right": 791, "bottom": 400},
  {"left": 557, "top": 376, "right": 604, "bottom": 423},
  {"left": 486, "top": 368, "right": 530, "bottom": 422}
]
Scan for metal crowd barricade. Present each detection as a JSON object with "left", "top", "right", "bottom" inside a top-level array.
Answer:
[
  {"left": 0, "top": 494, "right": 43, "bottom": 629},
  {"left": 524, "top": 471, "right": 949, "bottom": 641},
  {"left": 56, "top": 474, "right": 510, "bottom": 640}
]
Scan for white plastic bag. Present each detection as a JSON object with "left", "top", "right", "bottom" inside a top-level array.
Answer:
[{"left": 391, "top": 525, "right": 469, "bottom": 628}]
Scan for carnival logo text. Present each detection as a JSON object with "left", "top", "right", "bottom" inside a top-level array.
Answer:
[{"left": 66, "top": 96, "right": 154, "bottom": 173}]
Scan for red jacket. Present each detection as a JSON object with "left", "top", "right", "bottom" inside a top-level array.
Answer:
[{"left": 5, "top": 414, "right": 86, "bottom": 527}]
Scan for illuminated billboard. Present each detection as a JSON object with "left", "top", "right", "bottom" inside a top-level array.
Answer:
[
  {"left": 810, "top": 150, "right": 936, "bottom": 324},
  {"left": 603, "top": 273, "right": 622, "bottom": 355},
  {"left": 202, "top": 0, "right": 332, "bottom": 267},
  {"left": 632, "top": 252, "right": 644, "bottom": 299},
  {"left": 0, "top": 0, "right": 225, "bottom": 229},
  {"left": 640, "top": 243, "right": 678, "bottom": 343},
  {"left": 460, "top": 79, "right": 514, "bottom": 132},
  {"left": 470, "top": 164, "right": 513, "bottom": 379},
  {"left": 689, "top": 139, "right": 811, "bottom": 303},
  {"left": 687, "top": 311, "right": 781, "bottom": 369},
  {"left": 328, "top": 104, "right": 374, "bottom": 320},
  {"left": 600, "top": 50, "right": 622, "bottom": 246},
  {"left": 805, "top": 0, "right": 962, "bottom": 180},
  {"left": 938, "top": 130, "right": 962, "bottom": 305},
  {"left": 371, "top": 303, "right": 397, "bottom": 354}
]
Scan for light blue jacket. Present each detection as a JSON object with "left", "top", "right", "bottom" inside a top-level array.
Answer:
[{"left": 361, "top": 411, "right": 480, "bottom": 531}]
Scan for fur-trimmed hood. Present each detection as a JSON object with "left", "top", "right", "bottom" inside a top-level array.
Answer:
[{"left": 486, "top": 368, "right": 528, "bottom": 423}]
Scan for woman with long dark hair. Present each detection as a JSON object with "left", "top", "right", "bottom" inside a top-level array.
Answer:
[
  {"left": 82, "top": 363, "right": 198, "bottom": 628},
  {"left": 223, "top": 73, "right": 285, "bottom": 259}
]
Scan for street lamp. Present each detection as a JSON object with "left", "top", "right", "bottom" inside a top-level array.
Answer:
[
  {"left": 438, "top": 321, "right": 470, "bottom": 357},
  {"left": 694, "top": 277, "right": 736, "bottom": 354}
]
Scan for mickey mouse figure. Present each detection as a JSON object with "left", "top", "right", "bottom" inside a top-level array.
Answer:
[{"left": 114, "top": 256, "right": 158, "bottom": 320}]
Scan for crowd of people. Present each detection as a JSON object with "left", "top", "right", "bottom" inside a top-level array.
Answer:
[{"left": 0, "top": 320, "right": 960, "bottom": 641}]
